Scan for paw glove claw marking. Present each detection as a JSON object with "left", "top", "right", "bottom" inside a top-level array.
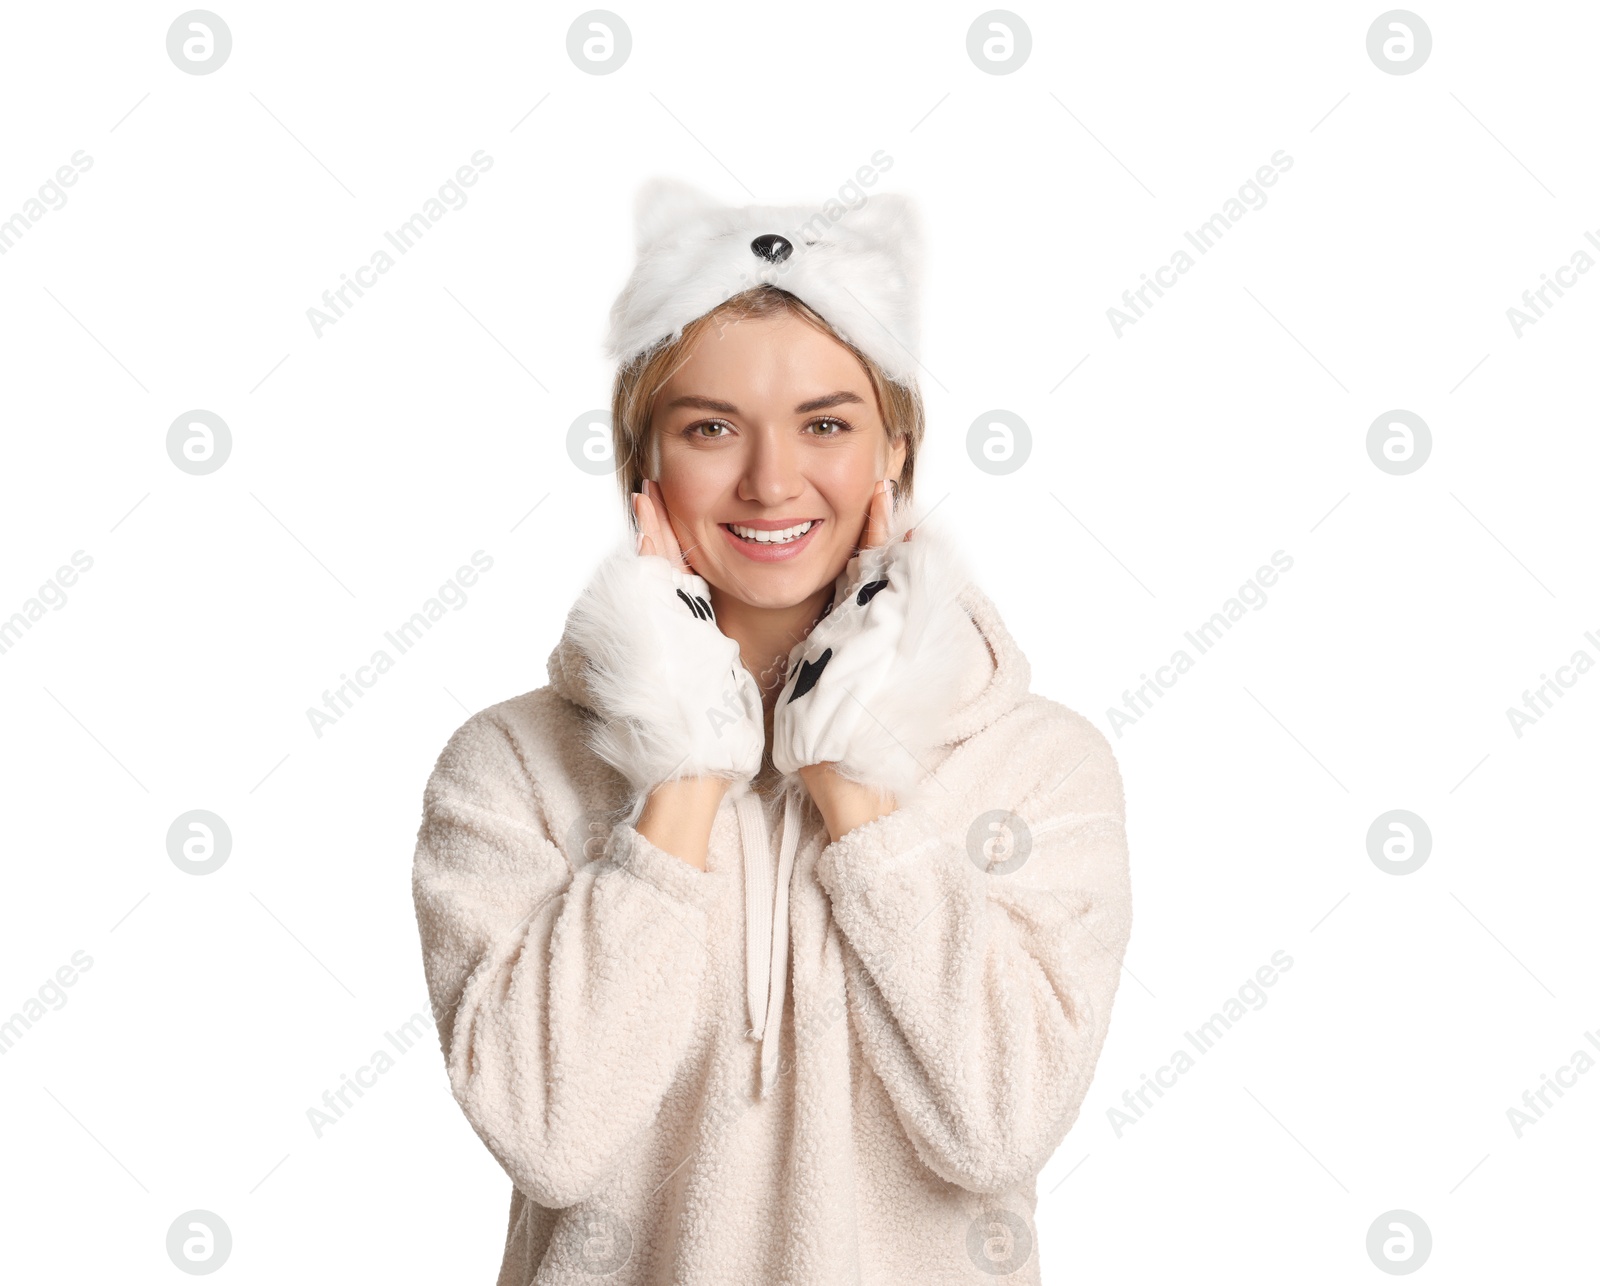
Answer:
[
  {"left": 565, "top": 542, "right": 764, "bottom": 796},
  {"left": 771, "top": 529, "right": 974, "bottom": 797}
]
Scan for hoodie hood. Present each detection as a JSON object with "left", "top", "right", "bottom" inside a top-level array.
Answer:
[{"left": 545, "top": 524, "right": 1032, "bottom": 1098}]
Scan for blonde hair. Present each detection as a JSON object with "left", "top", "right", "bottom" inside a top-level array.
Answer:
[{"left": 608, "top": 285, "right": 923, "bottom": 518}]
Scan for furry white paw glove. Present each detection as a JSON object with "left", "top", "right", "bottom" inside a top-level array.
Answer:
[
  {"left": 771, "top": 521, "right": 977, "bottom": 800},
  {"left": 563, "top": 541, "right": 765, "bottom": 796}
]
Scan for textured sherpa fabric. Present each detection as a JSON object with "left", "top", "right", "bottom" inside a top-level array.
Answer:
[
  {"left": 603, "top": 177, "right": 924, "bottom": 389},
  {"left": 410, "top": 547, "right": 1134, "bottom": 1285}
]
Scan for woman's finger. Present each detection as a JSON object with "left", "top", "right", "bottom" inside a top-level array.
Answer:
[
  {"left": 645, "top": 480, "right": 687, "bottom": 570},
  {"left": 634, "top": 491, "right": 661, "bottom": 559},
  {"left": 632, "top": 492, "right": 654, "bottom": 557},
  {"left": 863, "top": 477, "right": 892, "bottom": 550}
]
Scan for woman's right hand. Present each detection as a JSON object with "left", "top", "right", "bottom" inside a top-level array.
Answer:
[
  {"left": 623, "top": 480, "right": 751, "bottom": 867},
  {"left": 564, "top": 481, "right": 765, "bottom": 801},
  {"left": 633, "top": 479, "right": 687, "bottom": 566}
]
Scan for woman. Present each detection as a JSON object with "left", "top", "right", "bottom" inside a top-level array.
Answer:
[{"left": 411, "top": 179, "right": 1134, "bottom": 1285}]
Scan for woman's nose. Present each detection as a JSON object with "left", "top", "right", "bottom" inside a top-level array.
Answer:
[{"left": 739, "top": 437, "right": 803, "bottom": 508}]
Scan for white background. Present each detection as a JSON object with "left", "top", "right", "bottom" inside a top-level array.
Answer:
[{"left": 1, "top": 1, "right": 1595, "bottom": 1281}]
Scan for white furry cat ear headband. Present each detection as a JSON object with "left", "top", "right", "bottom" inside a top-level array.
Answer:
[{"left": 603, "top": 177, "right": 924, "bottom": 389}]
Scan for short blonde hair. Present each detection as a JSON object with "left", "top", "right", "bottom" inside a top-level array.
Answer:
[{"left": 609, "top": 285, "right": 923, "bottom": 518}]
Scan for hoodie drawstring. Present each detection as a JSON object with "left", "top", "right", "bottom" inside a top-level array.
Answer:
[{"left": 732, "top": 779, "right": 800, "bottom": 1100}]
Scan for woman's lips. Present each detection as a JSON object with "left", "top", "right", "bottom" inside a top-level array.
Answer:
[{"left": 719, "top": 519, "right": 823, "bottom": 562}]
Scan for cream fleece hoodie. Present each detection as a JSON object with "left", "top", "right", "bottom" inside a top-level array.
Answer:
[{"left": 410, "top": 540, "right": 1134, "bottom": 1285}]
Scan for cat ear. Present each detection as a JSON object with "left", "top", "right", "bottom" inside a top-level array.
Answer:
[
  {"left": 840, "top": 189, "right": 923, "bottom": 267},
  {"left": 632, "top": 176, "right": 720, "bottom": 254}
]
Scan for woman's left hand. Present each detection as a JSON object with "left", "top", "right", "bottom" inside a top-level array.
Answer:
[
  {"left": 787, "top": 478, "right": 917, "bottom": 841},
  {"left": 797, "top": 759, "right": 895, "bottom": 843}
]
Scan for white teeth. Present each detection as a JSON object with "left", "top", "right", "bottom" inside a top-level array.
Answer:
[{"left": 729, "top": 520, "right": 815, "bottom": 544}]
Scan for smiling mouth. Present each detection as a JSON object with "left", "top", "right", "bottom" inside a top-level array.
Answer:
[{"left": 722, "top": 520, "right": 820, "bottom": 546}]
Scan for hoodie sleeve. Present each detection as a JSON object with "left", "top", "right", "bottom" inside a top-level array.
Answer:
[
  {"left": 411, "top": 706, "right": 727, "bottom": 1209},
  {"left": 811, "top": 703, "right": 1133, "bottom": 1196}
]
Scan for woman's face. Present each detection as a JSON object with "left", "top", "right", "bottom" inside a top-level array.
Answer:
[{"left": 647, "top": 312, "right": 907, "bottom": 609}]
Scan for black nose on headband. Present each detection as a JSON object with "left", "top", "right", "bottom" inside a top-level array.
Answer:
[{"left": 750, "top": 234, "right": 793, "bottom": 264}]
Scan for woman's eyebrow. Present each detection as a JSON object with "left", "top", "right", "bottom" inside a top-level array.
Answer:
[
  {"left": 793, "top": 391, "right": 866, "bottom": 413},
  {"left": 662, "top": 391, "right": 866, "bottom": 414},
  {"left": 662, "top": 394, "right": 741, "bottom": 413}
]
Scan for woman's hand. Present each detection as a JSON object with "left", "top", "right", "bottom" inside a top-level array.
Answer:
[
  {"left": 633, "top": 479, "right": 689, "bottom": 567},
  {"left": 797, "top": 759, "right": 896, "bottom": 844},
  {"left": 783, "top": 478, "right": 922, "bottom": 840},
  {"left": 562, "top": 480, "right": 764, "bottom": 800},
  {"left": 860, "top": 474, "right": 913, "bottom": 551}
]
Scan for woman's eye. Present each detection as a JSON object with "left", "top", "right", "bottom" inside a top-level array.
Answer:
[
  {"left": 686, "top": 420, "right": 731, "bottom": 439},
  {"left": 808, "top": 417, "right": 852, "bottom": 437}
]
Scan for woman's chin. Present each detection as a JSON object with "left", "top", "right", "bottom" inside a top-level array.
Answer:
[{"left": 712, "top": 565, "right": 834, "bottom": 611}]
